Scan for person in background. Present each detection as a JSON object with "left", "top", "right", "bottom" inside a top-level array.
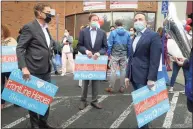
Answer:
[
  {"left": 157, "top": 27, "right": 172, "bottom": 71},
  {"left": 52, "top": 40, "right": 61, "bottom": 75},
  {"left": 175, "top": 47, "right": 192, "bottom": 113},
  {"left": 106, "top": 19, "right": 130, "bottom": 93},
  {"left": 129, "top": 27, "right": 136, "bottom": 39},
  {"left": 125, "top": 12, "right": 162, "bottom": 129},
  {"left": 16, "top": 3, "right": 55, "bottom": 128},
  {"left": 1, "top": 24, "right": 17, "bottom": 109},
  {"left": 77, "top": 14, "right": 107, "bottom": 110},
  {"left": 107, "top": 25, "right": 116, "bottom": 39},
  {"left": 61, "top": 29, "right": 74, "bottom": 76}
]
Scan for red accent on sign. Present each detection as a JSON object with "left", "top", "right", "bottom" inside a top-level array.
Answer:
[
  {"left": 75, "top": 64, "right": 107, "bottom": 71},
  {"left": 1, "top": 55, "right": 17, "bottom": 63},
  {"left": 5, "top": 79, "right": 53, "bottom": 105},
  {"left": 134, "top": 90, "right": 168, "bottom": 115}
]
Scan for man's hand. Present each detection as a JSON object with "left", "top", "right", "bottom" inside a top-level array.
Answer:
[
  {"left": 85, "top": 50, "right": 93, "bottom": 59},
  {"left": 176, "top": 57, "right": 186, "bottom": 66},
  {"left": 93, "top": 52, "right": 100, "bottom": 60},
  {"left": 147, "top": 80, "right": 156, "bottom": 91},
  {"left": 22, "top": 67, "right": 31, "bottom": 81},
  {"left": 125, "top": 78, "right": 130, "bottom": 89}
]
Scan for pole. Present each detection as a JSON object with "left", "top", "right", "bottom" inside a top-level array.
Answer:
[{"left": 56, "top": 14, "right": 59, "bottom": 54}]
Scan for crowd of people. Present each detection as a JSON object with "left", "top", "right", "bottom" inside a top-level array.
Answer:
[{"left": 1, "top": 3, "right": 192, "bottom": 129}]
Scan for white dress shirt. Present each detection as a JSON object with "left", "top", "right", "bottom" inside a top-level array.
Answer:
[
  {"left": 37, "top": 20, "right": 50, "bottom": 47},
  {"left": 90, "top": 27, "right": 97, "bottom": 48},
  {"left": 132, "top": 28, "right": 147, "bottom": 52}
]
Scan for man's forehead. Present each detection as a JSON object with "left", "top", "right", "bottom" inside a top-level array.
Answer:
[
  {"left": 44, "top": 7, "right": 51, "bottom": 12},
  {"left": 134, "top": 14, "right": 145, "bottom": 19}
]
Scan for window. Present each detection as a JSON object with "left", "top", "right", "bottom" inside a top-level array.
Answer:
[
  {"left": 112, "top": 12, "right": 134, "bottom": 31},
  {"left": 94, "top": 12, "right": 112, "bottom": 32}
]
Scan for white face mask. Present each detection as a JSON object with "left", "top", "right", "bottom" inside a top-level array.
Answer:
[
  {"left": 134, "top": 21, "right": 146, "bottom": 32},
  {"left": 64, "top": 32, "right": 69, "bottom": 36}
]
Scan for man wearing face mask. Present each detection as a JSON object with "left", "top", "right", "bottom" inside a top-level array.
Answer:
[
  {"left": 77, "top": 14, "right": 107, "bottom": 110},
  {"left": 125, "top": 12, "right": 162, "bottom": 129},
  {"left": 16, "top": 3, "right": 55, "bottom": 129}
]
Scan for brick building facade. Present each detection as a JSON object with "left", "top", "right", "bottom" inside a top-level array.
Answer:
[{"left": 2, "top": 1, "right": 158, "bottom": 40}]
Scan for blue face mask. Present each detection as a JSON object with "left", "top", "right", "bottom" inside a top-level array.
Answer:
[{"left": 134, "top": 21, "right": 146, "bottom": 32}]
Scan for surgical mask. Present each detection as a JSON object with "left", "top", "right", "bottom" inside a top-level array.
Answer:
[
  {"left": 91, "top": 21, "right": 99, "bottom": 29},
  {"left": 134, "top": 21, "right": 146, "bottom": 32},
  {"left": 64, "top": 32, "right": 69, "bottom": 36},
  {"left": 129, "top": 31, "right": 135, "bottom": 36},
  {"left": 44, "top": 13, "right": 52, "bottom": 23}
]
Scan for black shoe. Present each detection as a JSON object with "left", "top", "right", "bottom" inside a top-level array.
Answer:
[
  {"left": 79, "top": 101, "right": 88, "bottom": 110},
  {"left": 39, "top": 123, "right": 55, "bottom": 129},
  {"left": 55, "top": 71, "right": 61, "bottom": 75},
  {"left": 90, "top": 102, "right": 102, "bottom": 109}
]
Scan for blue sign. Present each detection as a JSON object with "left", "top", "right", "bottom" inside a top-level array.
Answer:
[
  {"left": 2, "top": 69, "right": 59, "bottom": 115},
  {"left": 161, "top": 1, "right": 169, "bottom": 14},
  {"left": 1, "top": 46, "right": 18, "bottom": 73},
  {"left": 74, "top": 55, "right": 108, "bottom": 80},
  {"left": 131, "top": 78, "right": 170, "bottom": 128}
]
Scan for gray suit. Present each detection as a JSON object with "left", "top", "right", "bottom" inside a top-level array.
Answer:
[
  {"left": 77, "top": 27, "right": 107, "bottom": 103},
  {"left": 16, "top": 20, "right": 55, "bottom": 127}
]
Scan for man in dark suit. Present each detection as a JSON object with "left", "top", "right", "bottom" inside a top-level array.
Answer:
[
  {"left": 125, "top": 12, "right": 162, "bottom": 129},
  {"left": 16, "top": 3, "right": 55, "bottom": 129},
  {"left": 77, "top": 14, "right": 107, "bottom": 110}
]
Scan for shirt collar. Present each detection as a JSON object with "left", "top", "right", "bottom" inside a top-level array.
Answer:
[
  {"left": 36, "top": 19, "right": 48, "bottom": 29},
  {"left": 137, "top": 28, "right": 147, "bottom": 35},
  {"left": 90, "top": 27, "right": 97, "bottom": 31}
]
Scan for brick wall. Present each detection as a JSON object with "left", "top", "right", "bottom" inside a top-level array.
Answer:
[
  {"left": 2, "top": 1, "right": 157, "bottom": 40},
  {"left": 1, "top": 1, "right": 65, "bottom": 40}
]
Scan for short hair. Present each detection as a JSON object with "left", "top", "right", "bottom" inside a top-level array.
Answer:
[
  {"left": 134, "top": 12, "right": 148, "bottom": 21},
  {"left": 110, "top": 26, "right": 115, "bottom": 29},
  {"left": 1, "top": 24, "right": 11, "bottom": 39},
  {"left": 88, "top": 14, "right": 99, "bottom": 21},
  {"left": 129, "top": 27, "right": 136, "bottom": 32},
  {"left": 115, "top": 19, "right": 123, "bottom": 26},
  {"left": 33, "top": 3, "right": 51, "bottom": 17}
]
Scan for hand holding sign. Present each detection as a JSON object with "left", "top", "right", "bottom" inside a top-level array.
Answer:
[
  {"left": 22, "top": 67, "right": 31, "bottom": 81},
  {"left": 85, "top": 50, "right": 93, "bottom": 59}
]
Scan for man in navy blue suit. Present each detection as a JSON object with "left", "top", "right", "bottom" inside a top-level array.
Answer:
[
  {"left": 77, "top": 14, "right": 107, "bottom": 110},
  {"left": 125, "top": 12, "right": 162, "bottom": 129}
]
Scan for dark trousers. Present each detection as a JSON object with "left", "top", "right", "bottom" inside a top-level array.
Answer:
[
  {"left": 170, "top": 62, "right": 189, "bottom": 87},
  {"left": 187, "top": 98, "right": 193, "bottom": 113},
  {"left": 131, "top": 81, "right": 150, "bottom": 129},
  {"left": 29, "top": 73, "right": 51, "bottom": 127},
  {"left": 1, "top": 72, "right": 11, "bottom": 104}
]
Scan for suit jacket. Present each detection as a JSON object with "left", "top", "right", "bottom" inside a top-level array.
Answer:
[
  {"left": 16, "top": 20, "right": 55, "bottom": 74},
  {"left": 126, "top": 29, "right": 162, "bottom": 85},
  {"left": 77, "top": 27, "right": 107, "bottom": 55}
]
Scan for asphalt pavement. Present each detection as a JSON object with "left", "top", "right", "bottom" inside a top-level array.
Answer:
[{"left": 1, "top": 72, "right": 192, "bottom": 128}]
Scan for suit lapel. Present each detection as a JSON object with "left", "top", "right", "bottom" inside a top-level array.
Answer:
[
  {"left": 87, "top": 28, "right": 92, "bottom": 48},
  {"left": 93, "top": 29, "right": 100, "bottom": 49},
  {"left": 134, "top": 29, "right": 149, "bottom": 55},
  {"left": 46, "top": 28, "right": 52, "bottom": 49},
  {"left": 34, "top": 20, "right": 48, "bottom": 49}
]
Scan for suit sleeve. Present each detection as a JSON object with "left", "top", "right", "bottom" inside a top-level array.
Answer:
[
  {"left": 16, "top": 25, "right": 32, "bottom": 69},
  {"left": 147, "top": 33, "right": 162, "bottom": 81},
  {"left": 99, "top": 31, "right": 107, "bottom": 55},
  {"left": 77, "top": 30, "right": 87, "bottom": 54}
]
